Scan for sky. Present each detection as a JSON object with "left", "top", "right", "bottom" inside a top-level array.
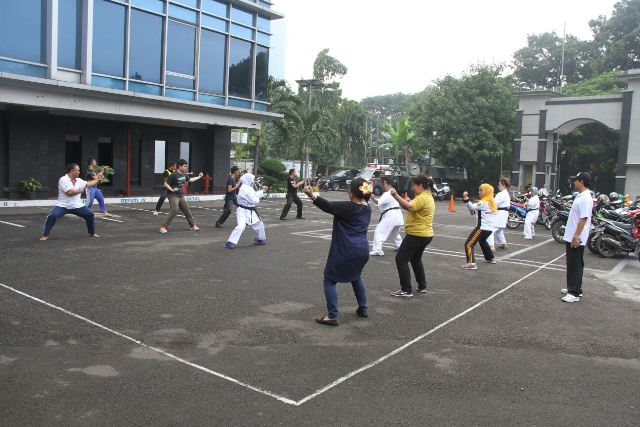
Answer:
[{"left": 268, "top": 0, "right": 619, "bottom": 101}]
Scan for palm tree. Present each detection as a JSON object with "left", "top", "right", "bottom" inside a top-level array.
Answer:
[{"left": 382, "top": 117, "right": 415, "bottom": 165}]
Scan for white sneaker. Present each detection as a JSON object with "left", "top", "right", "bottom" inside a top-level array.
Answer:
[
  {"left": 369, "top": 250, "right": 384, "bottom": 256},
  {"left": 562, "top": 294, "right": 580, "bottom": 303},
  {"left": 561, "top": 289, "right": 583, "bottom": 297},
  {"left": 523, "top": 236, "right": 533, "bottom": 240},
  {"left": 152, "top": 211, "right": 159, "bottom": 216},
  {"left": 462, "top": 263, "right": 478, "bottom": 270}
]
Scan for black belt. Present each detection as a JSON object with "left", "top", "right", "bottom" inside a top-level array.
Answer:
[
  {"left": 526, "top": 208, "right": 539, "bottom": 212},
  {"left": 237, "top": 203, "right": 261, "bottom": 221},
  {"left": 497, "top": 207, "right": 509, "bottom": 211},
  {"left": 380, "top": 206, "right": 401, "bottom": 222}
]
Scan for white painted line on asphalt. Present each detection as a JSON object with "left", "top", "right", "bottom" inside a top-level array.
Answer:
[
  {"left": 295, "top": 252, "right": 568, "bottom": 405},
  {"left": 96, "top": 217, "right": 124, "bottom": 223},
  {"left": 0, "top": 282, "right": 298, "bottom": 406},
  {"left": 497, "top": 238, "right": 555, "bottom": 260},
  {"left": 610, "top": 259, "right": 629, "bottom": 275},
  {"left": 0, "top": 220, "right": 26, "bottom": 228}
]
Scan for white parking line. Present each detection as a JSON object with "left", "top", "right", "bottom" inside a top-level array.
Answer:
[
  {"left": 0, "top": 220, "right": 26, "bottom": 228},
  {"left": 497, "top": 238, "right": 555, "bottom": 260}
]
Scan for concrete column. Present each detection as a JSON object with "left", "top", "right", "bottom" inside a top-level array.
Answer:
[
  {"left": 535, "top": 110, "right": 547, "bottom": 188},
  {"left": 512, "top": 110, "right": 523, "bottom": 187},
  {"left": 81, "top": 0, "right": 93, "bottom": 84},
  {"left": 46, "top": 0, "right": 59, "bottom": 80},
  {"left": 616, "top": 91, "right": 633, "bottom": 193},
  {"left": 213, "top": 127, "right": 231, "bottom": 192}
]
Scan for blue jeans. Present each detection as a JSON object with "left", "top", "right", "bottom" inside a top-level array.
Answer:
[
  {"left": 43, "top": 206, "right": 95, "bottom": 237},
  {"left": 323, "top": 276, "right": 368, "bottom": 319},
  {"left": 86, "top": 187, "right": 106, "bottom": 213}
]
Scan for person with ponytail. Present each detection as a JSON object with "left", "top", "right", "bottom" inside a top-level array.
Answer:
[
  {"left": 462, "top": 183, "right": 497, "bottom": 270},
  {"left": 302, "top": 178, "right": 372, "bottom": 326}
]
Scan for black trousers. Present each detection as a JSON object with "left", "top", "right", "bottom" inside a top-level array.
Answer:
[
  {"left": 155, "top": 190, "right": 167, "bottom": 211},
  {"left": 565, "top": 242, "right": 585, "bottom": 297},
  {"left": 395, "top": 234, "right": 433, "bottom": 293},
  {"left": 465, "top": 227, "right": 494, "bottom": 263},
  {"left": 280, "top": 193, "right": 303, "bottom": 218},
  {"left": 217, "top": 198, "right": 235, "bottom": 225}
]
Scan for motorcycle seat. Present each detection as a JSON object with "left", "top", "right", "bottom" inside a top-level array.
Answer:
[{"left": 610, "top": 221, "right": 634, "bottom": 232}]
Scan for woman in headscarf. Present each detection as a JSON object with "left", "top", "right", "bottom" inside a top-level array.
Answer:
[
  {"left": 523, "top": 186, "right": 540, "bottom": 240},
  {"left": 302, "top": 178, "right": 372, "bottom": 326},
  {"left": 462, "top": 183, "right": 497, "bottom": 270},
  {"left": 225, "top": 173, "right": 266, "bottom": 249}
]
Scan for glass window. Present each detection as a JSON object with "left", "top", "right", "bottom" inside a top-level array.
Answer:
[
  {"left": 202, "top": 14, "right": 227, "bottom": 32},
  {"left": 173, "top": 0, "right": 198, "bottom": 8},
  {"left": 254, "top": 102, "right": 268, "bottom": 111},
  {"left": 93, "top": 0, "right": 126, "bottom": 77},
  {"left": 58, "top": 0, "right": 82, "bottom": 69},
  {"left": 0, "top": 0, "right": 46, "bottom": 63},
  {"left": 228, "top": 98, "right": 251, "bottom": 109},
  {"left": 167, "top": 21, "right": 196, "bottom": 76},
  {"left": 231, "top": 6, "right": 254, "bottom": 27},
  {"left": 166, "top": 74, "right": 195, "bottom": 89},
  {"left": 0, "top": 59, "right": 46, "bottom": 78},
  {"left": 257, "top": 15, "right": 270, "bottom": 32},
  {"left": 129, "top": 10, "right": 163, "bottom": 82},
  {"left": 166, "top": 88, "right": 195, "bottom": 101},
  {"left": 255, "top": 46, "right": 269, "bottom": 101},
  {"left": 199, "top": 30, "right": 226, "bottom": 95},
  {"left": 131, "top": 0, "right": 164, "bottom": 13},
  {"left": 231, "top": 24, "right": 253, "bottom": 40},
  {"left": 199, "top": 93, "right": 225, "bottom": 105},
  {"left": 129, "top": 81, "right": 162, "bottom": 95},
  {"left": 202, "top": 0, "right": 227, "bottom": 17},
  {"left": 257, "top": 32, "right": 270, "bottom": 46},
  {"left": 168, "top": 4, "right": 197, "bottom": 23},
  {"left": 228, "top": 37, "right": 253, "bottom": 99},
  {"left": 92, "top": 75, "right": 126, "bottom": 90}
]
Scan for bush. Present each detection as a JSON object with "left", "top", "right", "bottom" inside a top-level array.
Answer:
[
  {"left": 258, "top": 158, "right": 286, "bottom": 178},
  {"left": 21, "top": 178, "right": 42, "bottom": 192}
]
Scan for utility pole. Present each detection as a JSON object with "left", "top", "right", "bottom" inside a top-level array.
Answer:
[{"left": 559, "top": 22, "right": 566, "bottom": 94}]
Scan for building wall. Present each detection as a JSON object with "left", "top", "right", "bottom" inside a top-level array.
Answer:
[{"left": 2, "top": 107, "right": 231, "bottom": 198}]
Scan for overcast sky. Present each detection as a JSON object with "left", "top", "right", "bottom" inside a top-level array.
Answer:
[{"left": 269, "top": 0, "right": 619, "bottom": 101}]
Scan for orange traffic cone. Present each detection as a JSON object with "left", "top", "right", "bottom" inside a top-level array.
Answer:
[{"left": 448, "top": 194, "right": 456, "bottom": 212}]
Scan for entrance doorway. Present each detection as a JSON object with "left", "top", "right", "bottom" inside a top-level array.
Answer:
[
  {"left": 98, "top": 137, "right": 113, "bottom": 187},
  {"left": 65, "top": 135, "right": 81, "bottom": 167}
]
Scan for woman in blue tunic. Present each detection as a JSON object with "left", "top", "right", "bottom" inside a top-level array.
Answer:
[{"left": 303, "top": 178, "right": 372, "bottom": 326}]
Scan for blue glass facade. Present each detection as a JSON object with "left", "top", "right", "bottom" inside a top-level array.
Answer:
[{"left": 0, "top": 0, "right": 279, "bottom": 110}]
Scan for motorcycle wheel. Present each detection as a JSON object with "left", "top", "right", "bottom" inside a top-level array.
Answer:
[
  {"left": 551, "top": 220, "right": 565, "bottom": 243},
  {"left": 506, "top": 212, "right": 520, "bottom": 229},
  {"left": 544, "top": 217, "right": 552, "bottom": 230},
  {"left": 587, "top": 231, "right": 599, "bottom": 255},
  {"left": 594, "top": 235, "right": 617, "bottom": 258},
  {"left": 331, "top": 182, "right": 340, "bottom": 191}
]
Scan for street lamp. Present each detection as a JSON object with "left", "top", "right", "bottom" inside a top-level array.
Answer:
[{"left": 296, "top": 78, "right": 324, "bottom": 179}]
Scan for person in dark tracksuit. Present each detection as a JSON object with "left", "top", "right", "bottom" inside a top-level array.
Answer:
[
  {"left": 216, "top": 166, "right": 241, "bottom": 228},
  {"left": 280, "top": 169, "right": 305, "bottom": 220},
  {"left": 153, "top": 162, "right": 176, "bottom": 215},
  {"left": 462, "top": 183, "right": 497, "bottom": 270}
]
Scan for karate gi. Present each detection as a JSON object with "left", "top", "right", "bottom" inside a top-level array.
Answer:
[
  {"left": 227, "top": 174, "right": 266, "bottom": 244},
  {"left": 371, "top": 190, "right": 404, "bottom": 255},
  {"left": 492, "top": 188, "right": 511, "bottom": 247},
  {"left": 524, "top": 194, "right": 540, "bottom": 239}
]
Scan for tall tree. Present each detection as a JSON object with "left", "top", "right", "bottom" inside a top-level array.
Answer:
[
  {"left": 409, "top": 65, "right": 516, "bottom": 183},
  {"left": 382, "top": 118, "right": 416, "bottom": 165},
  {"left": 590, "top": 0, "right": 640, "bottom": 73}
]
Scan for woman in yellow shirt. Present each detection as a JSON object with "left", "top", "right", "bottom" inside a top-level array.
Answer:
[{"left": 388, "top": 174, "right": 436, "bottom": 297}]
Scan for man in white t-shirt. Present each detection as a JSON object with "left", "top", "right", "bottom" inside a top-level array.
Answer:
[
  {"left": 561, "top": 172, "right": 593, "bottom": 302},
  {"left": 369, "top": 178, "right": 404, "bottom": 256},
  {"left": 40, "top": 163, "right": 103, "bottom": 241}
]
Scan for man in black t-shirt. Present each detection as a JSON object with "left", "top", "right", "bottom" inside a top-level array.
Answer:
[
  {"left": 215, "top": 166, "right": 241, "bottom": 228},
  {"left": 280, "top": 169, "right": 304, "bottom": 220},
  {"left": 159, "top": 159, "right": 203, "bottom": 233},
  {"left": 153, "top": 162, "right": 176, "bottom": 215}
]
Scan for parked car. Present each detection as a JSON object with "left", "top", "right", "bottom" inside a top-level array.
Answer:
[
  {"left": 319, "top": 169, "right": 360, "bottom": 191},
  {"left": 352, "top": 168, "right": 386, "bottom": 195}
]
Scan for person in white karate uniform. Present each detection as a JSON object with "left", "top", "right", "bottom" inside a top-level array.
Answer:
[
  {"left": 523, "top": 186, "right": 540, "bottom": 240},
  {"left": 492, "top": 177, "right": 512, "bottom": 249},
  {"left": 369, "top": 178, "right": 404, "bottom": 256},
  {"left": 225, "top": 173, "right": 266, "bottom": 249}
]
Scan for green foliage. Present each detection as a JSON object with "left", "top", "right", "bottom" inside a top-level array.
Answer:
[
  {"left": 258, "top": 158, "right": 286, "bottom": 178},
  {"left": 590, "top": 0, "right": 640, "bottom": 73},
  {"left": 21, "top": 177, "right": 42, "bottom": 192},
  {"left": 313, "top": 49, "right": 348, "bottom": 82},
  {"left": 382, "top": 118, "right": 416, "bottom": 165},
  {"left": 360, "top": 93, "right": 414, "bottom": 123},
  {"left": 409, "top": 65, "right": 516, "bottom": 184},
  {"left": 562, "top": 71, "right": 626, "bottom": 96}
]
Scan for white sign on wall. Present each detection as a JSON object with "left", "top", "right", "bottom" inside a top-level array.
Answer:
[
  {"left": 154, "top": 140, "right": 166, "bottom": 173},
  {"left": 180, "top": 142, "right": 190, "bottom": 162}
]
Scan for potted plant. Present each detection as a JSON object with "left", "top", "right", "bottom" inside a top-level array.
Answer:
[{"left": 21, "top": 178, "right": 42, "bottom": 200}]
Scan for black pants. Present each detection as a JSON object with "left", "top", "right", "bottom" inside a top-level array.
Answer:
[
  {"left": 217, "top": 198, "right": 235, "bottom": 225},
  {"left": 280, "top": 193, "right": 303, "bottom": 218},
  {"left": 465, "top": 227, "right": 494, "bottom": 263},
  {"left": 565, "top": 242, "right": 585, "bottom": 297},
  {"left": 395, "top": 234, "right": 433, "bottom": 293},
  {"left": 155, "top": 190, "right": 167, "bottom": 211}
]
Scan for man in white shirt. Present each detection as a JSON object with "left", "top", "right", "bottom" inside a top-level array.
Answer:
[
  {"left": 561, "top": 172, "right": 593, "bottom": 302},
  {"left": 369, "top": 178, "right": 404, "bottom": 256},
  {"left": 40, "top": 163, "right": 103, "bottom": 241}
]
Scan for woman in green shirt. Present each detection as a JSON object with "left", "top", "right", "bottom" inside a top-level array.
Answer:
[{"left": 389, "top": 174, "right": 436, "bottom": 297}]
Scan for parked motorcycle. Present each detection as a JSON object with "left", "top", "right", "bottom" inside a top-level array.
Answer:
[{"left": 593, "top": 214, "right": 640, "bottom": 258}]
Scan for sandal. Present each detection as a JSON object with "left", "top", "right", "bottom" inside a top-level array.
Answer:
[{"left": 315, "top": 316, "right": 339, "bottom": 326}]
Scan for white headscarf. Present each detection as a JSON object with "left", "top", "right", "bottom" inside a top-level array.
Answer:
[{"left": 239, "top": 173, "right": 255, "bottom": 186}]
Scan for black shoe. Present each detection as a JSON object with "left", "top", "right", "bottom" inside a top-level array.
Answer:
[
  {"left": 296, "top": 216, "right": 305, "bottom": 220},
  {"left": 315, "top": 316, "right": 339, "bottom": 326},
  {"left": 416, "top": 287, "right": 427, "bottom": 294},
  {"left": 356, "top": 307, "right": 368, "bottom": 318},
  {"left": 280, "top": 217, "right": 287, "bottom": 221},
  {"left": 215, "top": 222, "right": 222, "bottom": 228}
]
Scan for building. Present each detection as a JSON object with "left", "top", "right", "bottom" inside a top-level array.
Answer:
[
  {"left": 0, "top": 0, "right": 284, "bottom": 198},
  {"left": 512, "top": 70, "right": 640, "bottom": 197}
]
